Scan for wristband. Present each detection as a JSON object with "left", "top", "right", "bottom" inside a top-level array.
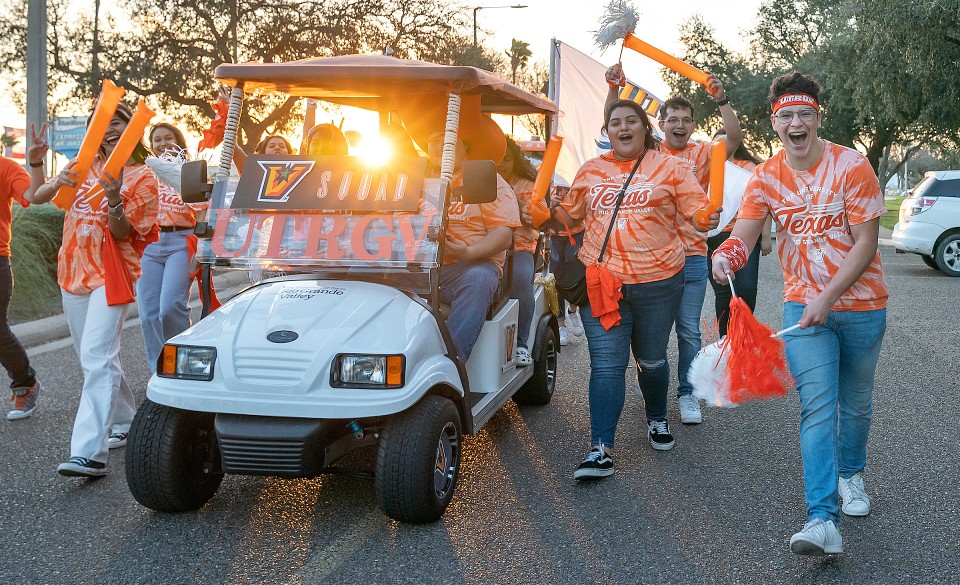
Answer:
[
  {"left": 29, "top": 160, "right": 44, "bottom": 168},
  {"left": 713, "top": 235, "right": 748, "bottom": 272},
  {"left": 715, "top": 97, "right": 730, "bottom": 107},
  {"left": 108, "top": 199, "right": 124, "bottom": 211}
]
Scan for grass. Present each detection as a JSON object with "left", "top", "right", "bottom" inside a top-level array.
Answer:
[
  {"left": 881, "top": 195, "right": 905, "bottom": 231},
  {"left": 9, "top": 203, "right": 64, "bottom": 324}
]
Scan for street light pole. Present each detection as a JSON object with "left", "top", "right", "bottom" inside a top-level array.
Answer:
[{"left": 472, "top": 5, "right": 528, "bottom": 47}]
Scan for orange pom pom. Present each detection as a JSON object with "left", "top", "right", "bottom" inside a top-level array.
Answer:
[{"left": 722, "top": 296, "right": 793, "bottom": 403}]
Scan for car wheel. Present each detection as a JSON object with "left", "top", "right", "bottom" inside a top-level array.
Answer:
[
  {"left": 125, "top": 399, "right": 223, "bottom": 512},
  {"left": 934, "top": 234, "right": 960, "bottom": 277},
  {"left": 513, "top": 325, "right": 558, "bottom": 406},
  {"left": 921, "top": 254, "right": 940, "bottom": 270},
  {"left": 375, "top": 395, "right": 461, "bottom": 523}
]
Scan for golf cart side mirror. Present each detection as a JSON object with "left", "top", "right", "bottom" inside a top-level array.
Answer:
[
  {"left": 455, "top": 160, "right": 498, "bottom": 204},
  {"left": 181, "top": 160, "right": 213, "bottom": 203}
]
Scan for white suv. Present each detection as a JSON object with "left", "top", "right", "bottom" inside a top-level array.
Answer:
[{"left": 893, "top": 170, "right": 960, "bottom": 276}]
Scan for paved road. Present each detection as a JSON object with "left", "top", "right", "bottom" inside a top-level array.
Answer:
[{"left": 1, "top": 247, "right": 957, "bottom": 584}]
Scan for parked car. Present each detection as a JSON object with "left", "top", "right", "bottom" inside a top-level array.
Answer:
[{"left": 892, "top": 170, "right": 960, "bottom": 276}]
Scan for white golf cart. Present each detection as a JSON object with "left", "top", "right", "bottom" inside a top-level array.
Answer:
[{"left": 125, "top": 55, "right": 561, "bottom": 523}]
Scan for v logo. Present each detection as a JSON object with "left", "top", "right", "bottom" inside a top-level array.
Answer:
[{"left": 256, "top": 161, "right": 315, "bottom": 203}]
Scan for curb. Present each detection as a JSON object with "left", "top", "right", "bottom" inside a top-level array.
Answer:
[{"left": 12, "top": 270, "right": 251, "bottom": 348}]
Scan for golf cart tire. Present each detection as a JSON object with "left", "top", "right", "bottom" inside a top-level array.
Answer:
[
  {"left": 513, "top": 324, "right": 558, "bottom": 406},
  {"left": 375, "top": 395, "right": 462, "bottom": 523},
  {"left": 125, "top": 399, "right": 224, "bottom": 513}
]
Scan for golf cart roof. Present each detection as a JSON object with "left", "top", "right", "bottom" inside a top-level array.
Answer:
[{"left": 214, "top": 54, "right": 557, "bottom": 116}]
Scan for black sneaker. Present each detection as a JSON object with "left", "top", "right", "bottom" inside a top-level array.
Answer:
[
  {"left": 108, "top": 432, "right": 128, "bottom": 449},
  {"left": 573, "top": 447, "right": 614, "bottom": 480},
  {"left": 57, "top": 457, "right": 108, "bottom": 478},
  {"left": 647, "top": 419, "right": 675, "bottom": 451}
]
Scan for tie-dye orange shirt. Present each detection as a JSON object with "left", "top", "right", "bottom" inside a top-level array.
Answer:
[
  {"left": 739, "top": 140, "right": 887, "bottom": 310},
  {"left": 57, "top": 161, "right": 159, "bottom": 295},
  {"left": 562, "top": 151, "right": 707, "bottom": 284},
  {"left": 445, "top": 173, "right": 521, "bottom": 269},
  {"left": 156, "top": 181, "right": 207, "bottom": 228},
  {"left": 661, "top": 141, "right": 711, "bottom": 256},
  {"left": 507, "top": 176, "right": 539, "bottom": 254}
]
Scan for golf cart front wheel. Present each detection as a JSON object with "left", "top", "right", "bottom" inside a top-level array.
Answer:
[{"left": 375, "top": 395, "right": 462, "bottom": 523}]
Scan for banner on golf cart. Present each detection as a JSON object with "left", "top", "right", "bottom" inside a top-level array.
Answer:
[
  {"left": 205, "top": 179, "right": 444, "bottom": 267},
  {"left": 231, "top": 155, "right": 427, "bottom": 213}
]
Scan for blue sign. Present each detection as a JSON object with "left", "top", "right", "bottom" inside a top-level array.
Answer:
[{"left": 52, "top": 116, "right": 87, "bottom": 160}]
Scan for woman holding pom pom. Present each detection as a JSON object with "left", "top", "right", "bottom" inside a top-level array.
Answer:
[{"left": 711, "top": 72, "right": 887, "bottom": 557}]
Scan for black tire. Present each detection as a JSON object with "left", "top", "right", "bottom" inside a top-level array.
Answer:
[
  {"left": 921, "top": 254, "right": 940, "bottom": 270},
  {"left": 934, "top": 234, "right": 960, "bottom": 276},
  {"left": 375, "top": 396, "right": 461, "bottom": 523},
  {"left": 513, "top": 325, "right": 558, "bottom": 406},
  {"left": 125, "top": 399, "right": 224, "bottom": 513}
]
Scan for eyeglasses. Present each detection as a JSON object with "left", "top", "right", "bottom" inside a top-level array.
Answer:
[
  {"left": 664, "top": 117, "right": 695, "bottom": 126},
  {"left": 774, "top": 109, "right": 818, "bottom": 124}
]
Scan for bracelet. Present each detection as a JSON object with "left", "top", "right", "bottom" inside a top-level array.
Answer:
[
  {"left": 28, "top": 160, "right": 44, "bottom": 168},
  {"left": 108, "top": 199, "right": 124, "bottom": 211},
  {"left": 108, "top": 208, "right": 125, "bottom": 220},
  {"left": 715, "top": 97, "right": 730, "bottom": 107}
]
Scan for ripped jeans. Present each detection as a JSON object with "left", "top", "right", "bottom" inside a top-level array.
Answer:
[{"left": 580, "top": 270, "right": 684, "bottom": 448}]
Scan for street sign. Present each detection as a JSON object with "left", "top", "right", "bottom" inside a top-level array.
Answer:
[{"left": 52, "top": 115, "right": 87, "bottom": 159}]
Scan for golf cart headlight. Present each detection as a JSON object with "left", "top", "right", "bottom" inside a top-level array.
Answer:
[
  {"left": 332, "top": 354, "right": 404, "bottom": 388},
  {"left": 158, "top": 345, "right": 216, "bottom": 381}
]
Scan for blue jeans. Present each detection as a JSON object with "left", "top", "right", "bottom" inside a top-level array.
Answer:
[
  {"left": 508, "top": 250, "right": 535, "bottom": 349},
  {"left": 580, "top": 270, "right": 683, "bottom": 447},
  {"left": 0, "top": 257, "right": 35, "bottom": 388},
  {"left": 783, "top": 302, "right": 886, "bottom": 524},
  {"left": 550, "top": 232, "right": 583, "bottom": 319},
  {"left": 440, "top": 260, "right": 500, "bottom": 362},
  {"left": 674, "top": 255, "right": 707, "bottom": 397},
  {"left": 707, "top": 232, "right": 762, "bottom": 336},
  {"left": 137, "top": 231, "right": 193, "bottom": 372}
]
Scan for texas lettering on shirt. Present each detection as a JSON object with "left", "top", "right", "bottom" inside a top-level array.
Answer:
[
  {"left": 562, "top": 151, "right": 706, "bottom": 284},
  {"left": 157, "top": 182, "right": 207, "bottom": 228},
  {"left": 739, "top": 140, "right": 888, "bottom": 310}
]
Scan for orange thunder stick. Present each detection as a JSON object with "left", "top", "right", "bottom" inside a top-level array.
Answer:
[
  {"left": 83, "top": 99, "right": 157, "bottom": 209},
  {"left": 52, "top": 79, "right": 126, "bottom": 210},
  {"left": 529, "top": 135, "right": 563, "bottom": 228},
  {"left": 694, "top": 140, "right": 726, "bottom": 230},
  {"left": 622, "top": 33, "right": 710, "bottom": 87}
]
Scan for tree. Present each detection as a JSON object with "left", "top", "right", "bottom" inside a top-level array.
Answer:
[{"left": 506, "top": 38, "right": 532, "bottom": 85}]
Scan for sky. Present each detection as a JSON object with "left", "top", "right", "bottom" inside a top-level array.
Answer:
[{"left": 1, "top": 1, "right": 764, "bottom": 132}]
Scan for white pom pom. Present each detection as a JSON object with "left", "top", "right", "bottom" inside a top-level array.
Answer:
[
  {"left": 689, "top": 340, "right": 737, "bottom": 408},
  {"left": 594, "top": 0, "right": 640, "bottom": 50},
  {"left": 144, "top": 147, "right": 188, "bottom": 195}
]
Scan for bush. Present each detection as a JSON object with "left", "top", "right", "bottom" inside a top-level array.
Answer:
[{"left": 9, "top": 203, "right": 64, "bottom": 323}]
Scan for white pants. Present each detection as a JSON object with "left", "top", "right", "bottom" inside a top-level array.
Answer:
[{"left": 62, "top": 286, "right": 136, "bottom": 462}]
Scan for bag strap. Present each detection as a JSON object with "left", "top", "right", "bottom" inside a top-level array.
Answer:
[{"left": 597, "top": 150, "right": 646, "bottom": 264}]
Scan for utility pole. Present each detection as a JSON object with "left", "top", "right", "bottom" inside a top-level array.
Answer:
[{"left": 26, "top": 0, "right": 47, "bottom": 165}]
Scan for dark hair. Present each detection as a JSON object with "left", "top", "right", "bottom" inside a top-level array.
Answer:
[
  {"left": 302, "top": 124, "right": 349, "bottom": 156},
  {"left": 149, "top": 123, "right": 188, "bottom": 157},
  {"left": 713, "top": 129, "right": 763, "bottom": 165},
  {"left": 88, "top": 101, "right": 151, "bottom": 164},
  {"left": 659, "top": 96, "right": 695, "bottom": 120},
  {"left": 767, "top": 72, "right": 823, "bottom": 107},
  {"left": 500, "top": 137, "right": 537, "bottom": 182},
  {"left": 604, "top": 100, "right": 659, "bottom": 151},
  {"left": 254, "top": 134, "right": 294, "bottom": 155}
]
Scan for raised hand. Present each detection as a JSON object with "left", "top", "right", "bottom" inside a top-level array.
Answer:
[
  {"left": 28, "top": 123, "right": 49, "bottom": 166},
  {"left": 705, "top": 73, "right": 727, "bottom": 102},
  {"left": 99, "top": 167, "right": 124, "bottom": 205}
]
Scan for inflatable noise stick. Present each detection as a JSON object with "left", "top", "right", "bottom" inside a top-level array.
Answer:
[
  {"left": 529, "top": 136, "right": 563, "bottom": 228},
  {"left": 622, "top": 33, "right": 709, "bottom": 87},
  {"left": 694, "top": 140, "right": 726, "bottom": 230},
  {"left": 83, "top": 99, "right": 157, "bottom": 209},
  {"left": 52, "top": 79, "right": 126, "bottom": 210}
]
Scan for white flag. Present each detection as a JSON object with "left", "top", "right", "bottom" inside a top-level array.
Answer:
[{"left": 707, "top": 161, "right": 753, "bottom": 237}]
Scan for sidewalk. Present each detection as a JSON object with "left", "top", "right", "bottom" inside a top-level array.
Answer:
[{"left": 12, "top": 270, "right": 251, "bottom": 348}]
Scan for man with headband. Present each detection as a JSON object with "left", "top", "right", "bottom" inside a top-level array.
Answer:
[{"left": 712, "top": 72, "right": 888, "bottom": 556}]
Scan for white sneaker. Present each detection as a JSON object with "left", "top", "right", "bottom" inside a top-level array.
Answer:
[
  {"left": 790, "top": 518, "right": 843, "bottom": 555},
  {"left": 678, "top": 394, "right": 702, "bottom": 424},
  {"left": 838, "top": 472, "right": 871, "bottom": 516},
  {"left": 559, "top": 325, "right": 569, "bottom": 346},
  {"left": 515, "top": 346, "right": 532, "bottom": 366},
  {"left": 567, "top": 310, "right": 585, "bottom": 336}
]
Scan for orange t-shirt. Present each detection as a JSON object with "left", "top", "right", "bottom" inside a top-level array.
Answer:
[
  {"left": 551, "top": 185, "right": 584, "bottom": 236},
  {"left": 739, "top": 140, "right": 888, "bottom": 311},
  {"left": 0, "top": 157, "right": 31, "bottom": 257},
  {"left": 58, "top": 162, "right": 159, "bottom": 295},
  {"left": 156, "top": 181, "right": 207, "bottom": 228},
  {"left": 562, "top": 151, "right": 707, "bottom": 284},
  {"left": 508, "top": 176, "right": 539, "bottom": 254},
  {"left": 724, "top": 158, "right": 758, "bottom": 232},
  {"left": 445, "top": 174, "right": 521, "bottom": 270},
  {"left": 661, "top": 141, "right": 711, "bottom": 256}
]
